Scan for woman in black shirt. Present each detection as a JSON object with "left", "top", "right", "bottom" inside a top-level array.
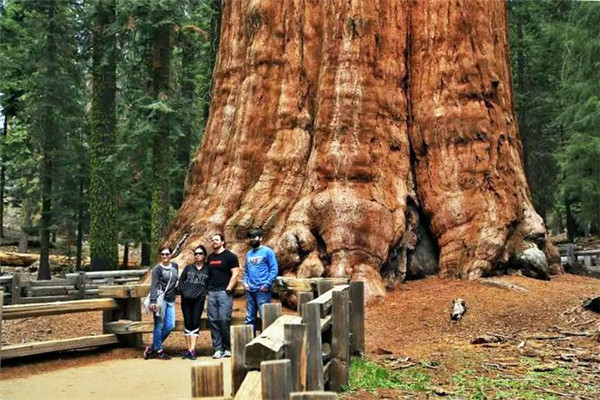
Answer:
[{"left": 178, "top": 245, "right": 210, "bottom": 360}]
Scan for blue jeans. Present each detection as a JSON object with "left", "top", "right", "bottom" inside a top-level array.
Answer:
[
  {"left": 245, "top": 290, "right": 271, "bottom": 332},
  {"left": 152, "top": 301, "right": 175, "bottom": 351}
]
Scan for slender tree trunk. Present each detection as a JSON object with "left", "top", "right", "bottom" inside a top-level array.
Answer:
[
  {"left": 0, "top": 114, "right": 7, "bottom": 238},
  {"left": 18, "top": 198, "right": 31, "bottom": 253},
  {"left": 89, "top": 0, "right": 118, "bottom": 271},
  {"left": 38, "top": 1, "right": 58, "bottom": 280},
  {"left": 76, "top": 179, "right": 85, "bottom": 270},
  {"left": 121, "top": 243, "right": 129, "bottom": 270},
  {"left": 141, "top": 242, "right": 151, "bottom": 266},
  {"left": 150, "top": 20, "right": 173, "bottom": 257},
  {"left": 165, "top": 0, "right": 554, "bottom": 297}
]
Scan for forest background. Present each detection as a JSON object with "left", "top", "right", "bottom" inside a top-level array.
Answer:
[{"left": 0, "top": 0, "right": 598, "bottom": 280}]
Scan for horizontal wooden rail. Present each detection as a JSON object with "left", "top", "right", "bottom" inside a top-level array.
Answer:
[
  {"left": 3, "top": 298, "right": 119, "bottom": 320},
  {"left": 65, "top": 269, "right": 148, "bottom": 281},
  {"left": 1, "top": 334, "right": 119, "bottom": 359},
  {"left": 307, "top": 285, "right": 349, "bottom": 318}
]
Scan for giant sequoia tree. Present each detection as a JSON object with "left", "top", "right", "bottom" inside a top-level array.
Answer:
[{"left": 165, "top": 0, "right": 559, "bottom": 297}]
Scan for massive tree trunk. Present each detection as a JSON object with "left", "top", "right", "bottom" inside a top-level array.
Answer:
[{"left": 165, "top": 0, "right": 559, "bottom": 298}]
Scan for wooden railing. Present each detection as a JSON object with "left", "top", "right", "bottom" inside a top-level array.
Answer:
[
  {"left": 190, "top": 280, "right": 365, "bottom": 400},
  {"left": 1, "top": 269, "right": 148, "bottom": 305},
  {"left": 558, "top": 244, "right": 600, "bottom": 267}
]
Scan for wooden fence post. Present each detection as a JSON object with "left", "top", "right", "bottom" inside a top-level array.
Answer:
[
  {"left": 330, "top": 290, "right": 349, "bottom": 392},
  {"left": 77, "top": 271, "right": 86, "bottom": 299},
  {"left": 11, "top": 271, "right": 21, "bottom": 304},
  {"left": 191, "top": 361, "right": 224, "bottom": 398},
  {"left": 302, "top": 302, "right": 324, "bottom": 391},
  {"left": 262, "top": 303, "right": 282, "bottom": 331},
  {"left": 261, "top": 359, "right": 292, "bottom": 400},
  {"left": 349, "top": 281, "right": 365, "bottom": 355},
  {"left": 232, "top": 324, "right": 254, "bottom": 396},
  {"left": 317, "top": 281, "right": 332, "bottom": 297},
  {"left": 103, "top": 296, "right": 142, "bottom": 348},
  {"left": 290, "top": 392, "right": 339, "bottom": 399},
  {"left": 1, "top": 290, "right": 3, "bottom": 368},
  {"left": 297, "top": 292, "right": 314, "bottom": 316},
  {"left": 285, "top": 323, "right": 308, "bottom": 392}
]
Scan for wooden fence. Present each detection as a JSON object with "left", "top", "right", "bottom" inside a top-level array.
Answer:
[
  {"left": 0, "top": 269, "right": 148, "bottom": 305},
  {"left": 559, "top": 245, "right": 600, "bottom": 267},
  {"left": 190, "top": 280, "right": 365, "bottom": 400}
]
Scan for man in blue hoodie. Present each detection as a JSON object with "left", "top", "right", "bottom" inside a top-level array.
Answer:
[{"left": 242, "top": 229, "right": 278, "bottom": 332}]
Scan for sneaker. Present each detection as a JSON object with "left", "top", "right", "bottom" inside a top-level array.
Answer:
[
  {"left": 156, "top": 350, "right": 172, "bottom": 360},
  {"left": 189, "top": 350, "right": 197, "bottom": 360},
  {"left": 223, "top": 350, "right": 231, "bottom": 358},
  {"left": 143, "top": 346, "right": 156, "bottom": 360},
  {"left": 212, "top": 350, "right": 224, "bottom": 359},
  {"left": 181, "top": 351, "right": 190, "bottom": 360}
]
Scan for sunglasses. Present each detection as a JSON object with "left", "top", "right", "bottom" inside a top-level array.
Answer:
[
  {"left": 194, "top": 252, "right": 204, "bottom": 256},
  {"left": 160, "top": 252, "right": 170, "bottom": 256}
]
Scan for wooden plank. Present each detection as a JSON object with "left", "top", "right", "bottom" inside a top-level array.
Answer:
[
  {"left": 1, "top": 290, "right": 3, "bottom": 367},
  {"left": 29, "top": 280, "right": 72, "bottom": 287},
  {"left": 285, "top": 323, "right": 308, "bottom": 393},
  {"left": 272, "top": 278, "right": 349, "bottom": 295},
  {"left": 302, "top": 302, "right": 324, "bottom": 391},
  {"left": 1, "top": 334, "right": 119, "bottom": 359},
  {"left": 0, "top": 275, "right": 12, "bottom": 284},
  {"left": 28, "top": 286, "right": 70, "bottom": 296},
  {"left": 231, "top": 325, "right": 254, "bottom": 396},
  {"left": 330, "top": 291, "right": 349, "bottom": 391},
  {"left": 261, "top": 359, "right": 292, "bottom": 400},
  {"left": 349, "top": 281, "right": 365, "bottom": 355},
  {"left": 65, "top": 269, "right": 148, "bottom": 280},
  {"left": 3, "top": 298, "right": 119, "bottom": 320},
  {"left": 262, "top": 303, "right": 282, "bottom": 331},
  {"left": 103, "top": 317, "right": 247, "bottom": 334},
  {"left": 11, "top": 271, "right": 22, "bottom": 304},
  {"left": 317, "top": 281, "right": 333, "bottom": 297},
  {"left": 77, "top": 271, "right": 86, "bottom": 299},
  {"left": 234, "top": 370, "right": 261, "bottom": 400},
  {"left": 291, "top": 391, "right": 338, "bottom": 399},
  {"left": 191, "top": 361, "right": 224, "bottom": 398},
  {"left": 19, "top": 295, "right": 81, "bottom": 304},
  {"left": 307, "top": 285, "right": 349, "bottom": 318},
  {"left": 244, "top": 315, "right": 302, "bottom": 369},
  {"left": 98, "top": 284, "right": 150, "bottom": 298},
  {"left": 297, "top": 292, "right": 314, "bottom": 316}
]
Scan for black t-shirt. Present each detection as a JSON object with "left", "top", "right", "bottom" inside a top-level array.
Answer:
[{"left": 207, "top": 249, "right": 239, "bottom": 291}]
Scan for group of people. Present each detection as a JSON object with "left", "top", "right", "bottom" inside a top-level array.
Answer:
[{"left": 143, "top": 229, "right": 278, "bottom": 360}]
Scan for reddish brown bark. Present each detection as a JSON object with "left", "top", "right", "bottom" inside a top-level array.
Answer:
[{"left": 165, "top": 0, "right": 559, "bottom": 298}]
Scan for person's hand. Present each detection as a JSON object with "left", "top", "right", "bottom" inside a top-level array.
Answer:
[
  {"left": 225, "top": 289, "right": 232, "bottom": 296},
  {"left": 149, "top": 303, "right": 158, "bottom": 313},
  {"left": 259, "top": 286, "right": 269, "bottom": 292}
]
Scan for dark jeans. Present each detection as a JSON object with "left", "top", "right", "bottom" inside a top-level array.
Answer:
[
  {"left": 245, "top": 290, "right": 271, "bottom": 332},
  {"left": 208, "top": 290, "right": 232, "bottom": 352}
]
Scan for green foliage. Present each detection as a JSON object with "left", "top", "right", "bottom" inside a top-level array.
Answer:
[
  {"left": 347, "top": 358, "right": 432, "bottom": 392},
  {"left": 509, "top": 1, "right": 600, "bottom": 235}
]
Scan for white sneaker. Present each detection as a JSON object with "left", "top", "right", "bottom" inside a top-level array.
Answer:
[
  {"left": 212, "top": 350, "right": 224, "bottom": 359},
  {"left": 223, "top": 350, "right": 231, "bottom": 358}
]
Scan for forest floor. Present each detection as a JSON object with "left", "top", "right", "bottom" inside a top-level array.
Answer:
[{"left": 2, "top": 274, "right": 599, "bottom": 399}]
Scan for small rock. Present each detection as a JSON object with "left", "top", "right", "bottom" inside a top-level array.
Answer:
[
  {"left": 532, "top": 362, "right": 558, "bottom": 372},
  {"left": 431, "top": 386, "right": 454, "bottom": 396},
  {"left": 471, "top": 334, "right": 502, "bottom": 345},
  {"left": 450, "top": 298, "right": 467, "bottom": 321}
]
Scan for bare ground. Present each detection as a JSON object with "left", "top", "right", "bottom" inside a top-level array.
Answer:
[{"left": 2, "top": 274, "right": 599, "bottom": 399}]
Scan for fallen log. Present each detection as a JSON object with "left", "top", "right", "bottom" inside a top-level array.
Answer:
[
  {"left": 0, "top": 250, "right": 139, "bottom": 268},
  {"left": 1, "top": 334, "right": 119, "bottom": 359}
]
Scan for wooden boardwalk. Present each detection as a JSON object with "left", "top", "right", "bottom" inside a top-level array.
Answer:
[{"left": 0, "top": 356, "right": 232, "bottom": 400}]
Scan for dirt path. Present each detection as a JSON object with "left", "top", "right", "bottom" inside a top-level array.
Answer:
[{"left": 0, "top": 357, "right": 232, "bottom": 400}]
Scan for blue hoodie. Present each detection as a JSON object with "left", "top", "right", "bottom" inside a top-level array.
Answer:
[{"left": 242, "top": 245, "right": 278, "bottom": 292}]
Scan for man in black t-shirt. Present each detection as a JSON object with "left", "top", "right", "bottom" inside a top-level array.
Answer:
[{"left": 206, "top": 233, "right": 239, "bottom": 359}]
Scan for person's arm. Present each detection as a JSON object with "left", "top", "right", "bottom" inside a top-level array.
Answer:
[
  {"left": 225, "top": 253, "right": 240, "bottom": 294},
  {"left": 149, "top": 266, "right": 160, "bottom": 303},
  {"left": 242, "top": 254, "right": 249, "bottom": 290},
  {"left": 261, "top": 249, "right": 278, "bottom": 292},
  {"left": 178, "top": 265, "right": 188, "bottom": 294}
]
